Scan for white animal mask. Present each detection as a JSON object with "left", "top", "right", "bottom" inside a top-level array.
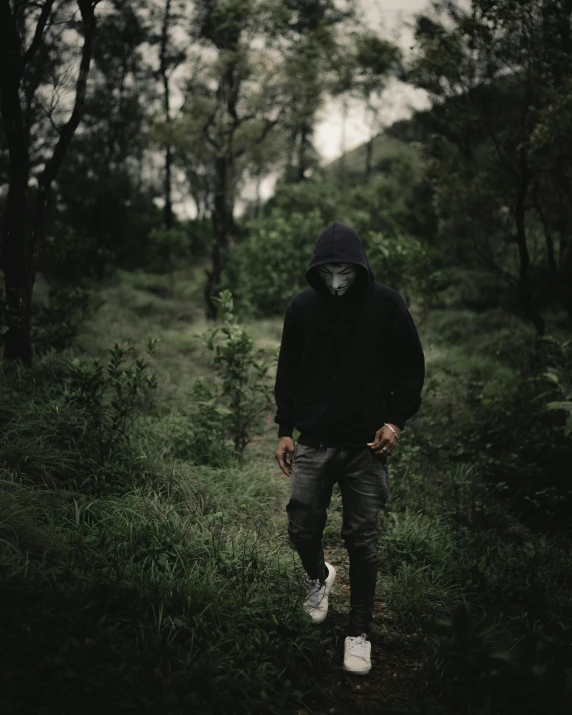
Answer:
[{"left": 317, "top": 263, "right": 358, "bottom": 297}]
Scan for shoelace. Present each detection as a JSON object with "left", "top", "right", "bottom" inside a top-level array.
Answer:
[
  {"left": 346, "top": 634, "right": 370, "bottom": 660},
  {"left": 305, "top": 579, "right": 325, "bottom": 608}
]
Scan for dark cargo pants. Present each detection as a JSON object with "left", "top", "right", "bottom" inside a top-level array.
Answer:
[{"left": 286, "top": 442, "right": 390, "bottom": 636}]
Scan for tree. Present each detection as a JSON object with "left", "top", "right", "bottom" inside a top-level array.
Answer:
[
  {"left": 328, "top": 28, "right": 403, "bottom": 180},
  {"left": 279, "top": 29, "right": 330, "bottom": 182},
  {"left": 0, "top": 0, "right": 100, "bottom": 362},
  {"left": 54, "top": 0, "right": 155, "bottom": 280},
  {"left": 278, "top": 0, "right": 358, "bottom": 182},
  {"left": 238, "top": 122, "right": 288, "bottom": 218},
  {"left": 353, "top": 30, "right": 402, "bottom": 179},
  {"left": 150, "top": 0, "right": 190, "bottom": 231},
  {"left": 180, "top": 0, "right": 287, "bottom": 320},
  {"left": 328, "top": 39, "right": 357, "bottom": 177},
  {"left": 408, "top": 0, "right": 572, "bottom": 334}
]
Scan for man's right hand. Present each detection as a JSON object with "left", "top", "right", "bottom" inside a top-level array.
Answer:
[{"left": 275, "top": 436, "right": 295, "bottom": 477}]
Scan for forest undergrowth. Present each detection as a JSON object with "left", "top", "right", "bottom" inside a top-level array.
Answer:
[{"left": 1, "top": 268, "right": 571, "bottom": 715}]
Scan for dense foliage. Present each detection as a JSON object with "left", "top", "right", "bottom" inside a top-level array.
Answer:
[
  {"left": 1, "top": 274, "right": 571, "bottom": 714},
  {"left": 1, "top": 0, "right": 572, "bottom": 712},
  {"left": 223, "top": 169, "right": 448, "bottom": 318}
]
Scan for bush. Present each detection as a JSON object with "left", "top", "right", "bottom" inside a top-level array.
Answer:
[
  {"left": 221, "top": 209, "right": 325, "bottom": 318},
  {"left": 40, "top": 222, "right": 111, "bottom": 283},
  {"left": 268, "top": 158, "right": 423, "bottom": 240},
  {"left": 147, "top": 225, "right": 191, "bottom": 277},
  {"left": 0, "top": 335, "right": 323, "bottom": 713},
  {"left": 31, "top": 284, "right": 100, "bottom": 355},
  {"left": 0, "top": 341, "right": 159, "bottom": 494},
  {"left": 459, "top": 331, "right": 572, "bottom": 527},
  {"left": 362, "top": 230, "right": 449, "bottom": 310},
  {"left": 225, "top": 178, "right": 448, "bottom": 318},
  {"left": 194, "top": 290, "right": 275, "bottom": 459},
  {"left": 421, "top": 604, "right": 572, "bottom": 715},
  {"left": 165, "top": 377, "right": 238, "bottom": 468}
]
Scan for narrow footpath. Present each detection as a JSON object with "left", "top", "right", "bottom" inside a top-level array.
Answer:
[{"left": 248, "top": 420, "right": 431, "bottom": 715}]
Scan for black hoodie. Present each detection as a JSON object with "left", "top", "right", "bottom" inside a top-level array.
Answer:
[{"left": 273, "top": 221, "right": 425, "bottom": 448}]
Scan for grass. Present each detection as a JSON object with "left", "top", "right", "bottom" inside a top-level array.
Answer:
[
  {"left": 0, "top": 460, "right": 319, "bottom": 714},
  {"left": 1, "top": 267, "right": 322, "bottom": 713},
  {"left": 1, "top": 264, "right": 572, "bottom": 714}
]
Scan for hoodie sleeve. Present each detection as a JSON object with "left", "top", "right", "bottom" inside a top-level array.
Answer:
[
  {"left": 385, "top": 308, "right": 425, "bottom": 431},
  {"left": 274, "top": 300, "right": 301, "bottom": 439}
]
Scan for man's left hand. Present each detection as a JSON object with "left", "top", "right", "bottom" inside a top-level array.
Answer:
[{"left": 367, "top": 424, "right": 401, "bottom": 456}]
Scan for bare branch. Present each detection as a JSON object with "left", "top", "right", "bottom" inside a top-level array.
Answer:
[
  {"left": 36, "top": 96, "right": 62, "bottom": 136},
  {"left": 20, "top": 0, "right": 55, "bottom": 70},
  {"left": 201, "top": 107, "right": 220, "bottom": 151},
  {"left": 38, "top": 0, "right": 98, "bottom": 190},
  {"left": 232, "top": 111, "right": 284, "bottom": 159}
]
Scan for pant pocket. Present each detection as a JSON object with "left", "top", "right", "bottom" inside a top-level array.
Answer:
[
  {"left": 369, "top": 448, "right": 390, "bottom": 504},
  {"left": 294, "top": 441, "right": 311, "bottom": 460}
]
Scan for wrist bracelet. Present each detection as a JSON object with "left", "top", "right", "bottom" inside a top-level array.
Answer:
[{"left": 384, "top": 423, "right": 400, "bottom": 441}]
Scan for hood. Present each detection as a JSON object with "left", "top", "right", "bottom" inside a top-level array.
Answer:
[{"left": 305, "top": 221, "right": 375, "bottom": 299}]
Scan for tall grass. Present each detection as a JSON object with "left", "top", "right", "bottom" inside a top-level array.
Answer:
[
  {"left": 3, "top": 270, "right": 572, "bottom": 714},
  {"left": 0, "top": 461, "right": 321, "bottom": 714},
  {"left": 0, "top": 278, "right": 321, "bottom": 713}
]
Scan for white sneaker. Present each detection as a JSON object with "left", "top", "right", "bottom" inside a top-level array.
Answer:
[
  {"left": 303, "top": 562, "right": 336, "bottom": 624},
  {"left": 343, "top": 634, "right": 372, "bottom": 675}
]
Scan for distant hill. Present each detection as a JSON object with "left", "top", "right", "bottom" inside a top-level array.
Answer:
[
  {"left": 318, "top": 93, "right": 466, "bottom": 184},
  {"left": 319, "top": 128, "right": 422, "bottom": 183}
]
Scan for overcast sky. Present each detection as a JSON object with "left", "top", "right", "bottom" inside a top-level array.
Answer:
[
  {"left": 313, "top": 0, "right": 431, "bottom": 163},
  {"left": 174, "top": 0, "right": 434, "bottom": 218}
]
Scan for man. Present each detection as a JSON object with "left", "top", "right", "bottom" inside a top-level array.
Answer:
[{"left": 273, "top": 221, "right": 425, "bottom": 675}]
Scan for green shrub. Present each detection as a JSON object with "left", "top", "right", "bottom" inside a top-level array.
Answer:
[
  {"left": 40, "top": 222, "right": 110, "bottom": 283},
  {"left": 31, "top": 285, "right": 100, "bottom": 355},
  {"left": 378, "top": 508, "right": 464, "bottom": 626},
  {"left": 452, "top": 330, "right": 572, "bottom": 528},
  {"left": 225, "top": 192, "right": 447, "bottom": 318},
  {"left": 146, "top": 225, "right": 191, "bottom": 289},
  {"left": 268, "top": 159, "right": 423, "bottom": 239},
  {"left": 0, "top": 341, "right": 159, "bottom": 494},
  {"left": 165, "top": 377, "right": 237, "bottom": 468},
  {"left": 420, "top": 604, "right": 572, "bottom": 715},
  {"left": 362, "top": 230, "right": 449, "bottom": 309},
  {"left": 221, "top": 209, "right": 325, "bottom": 318},
  {"left": 194, "top": 290, "right": 275, "bottom": 459}
]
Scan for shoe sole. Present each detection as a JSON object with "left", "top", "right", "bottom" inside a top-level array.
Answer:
[
  {"left": 309, "top": 610, "right": 327, "bottom": 624},
  {"left": 343, "top": 664, "right": 371, "bottom": 675}
]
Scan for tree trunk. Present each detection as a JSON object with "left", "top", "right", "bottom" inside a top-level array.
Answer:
[
  {"left": 514, "top": 172, "right": 545, "bottom": 336},
  {"left": 0, "top": 122, "right": 32, "bottom": 363},
  {"left": 544, "top": 227, "right": 572, "bottom": 322},
  {"left": 159, "top": 0, "right": 174, "bottom": 295},
  {"left": 533, "top": 180, "right": 572, "bottom": 324},
  {"left": 205, "top": 154, "right": 234, "bottom": 320},
  {"left": 339, "top": 95, "right": 348, "bottom": 177},
  {"left": 0, "top": 0, "right": 97, "bottom": 362},
  {"left": 160, "top": 0, "right": 173, "bottom": 231},
  {"left": 255, "top": 169, "right": 262, "bottom": 217},
  {"left": 203, "top": 51, "right": 243, "bottom": 319},
  {"left": 164, "top": 144, "right": 173, "bottom": 229},
  {"left": 28, "top": 0, "right": 98, "bottom": 327},
  {"left": 0, "top": 1, "right": 36, "bottom": 362},
  {"left": 365, "top": 135, "right": 374, "bottom": 179},
  {"left": 284, "top": 125, "right": 297, "bottom": 182},
  {"left": 297, "top": 121, "right": 309, "bottom": 181}
]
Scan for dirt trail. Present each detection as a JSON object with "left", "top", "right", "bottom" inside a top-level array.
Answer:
[
  {"left": 296, "top": 546, "right": 428, "bottom": 715},
  {"left": 248, "top": 426, "right": 430, "bottom": 715}
]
